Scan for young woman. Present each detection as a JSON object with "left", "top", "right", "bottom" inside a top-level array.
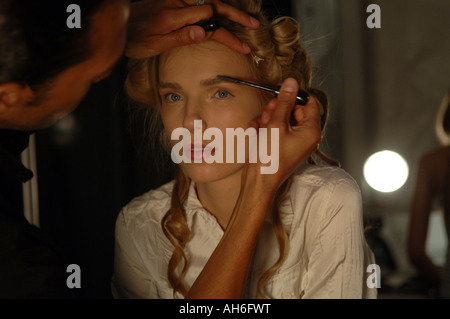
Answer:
[{"left": 112, "top": 0, "right": 377, "bottom": 299}]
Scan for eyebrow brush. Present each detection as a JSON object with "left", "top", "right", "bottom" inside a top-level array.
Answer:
[{"left": 217, "top": 75, "right": 309, "bottom": 105}]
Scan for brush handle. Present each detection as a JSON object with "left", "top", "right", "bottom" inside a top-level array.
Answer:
[{"left": 217, "top": 75, "right": 309, "bottom": 105}]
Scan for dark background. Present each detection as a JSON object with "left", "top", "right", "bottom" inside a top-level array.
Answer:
[{"left": 34, "top": 0, "right": 294, "bottom": 299}]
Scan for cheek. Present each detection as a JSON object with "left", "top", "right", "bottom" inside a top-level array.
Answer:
[
  {"left": 222, "top": 99, "right": 262, "bottom": 126},
  {"left": 160, "top": 109, "right": 178, "bottom": 130},
  {"left": 160, "top": 110, "right": 184, "bottom": 147},
  {"left": 241, "top": 94, "right": 264, "bottom": 119},
  {"left": 212, "top": 112, "right": 255, "bottom": 137}
]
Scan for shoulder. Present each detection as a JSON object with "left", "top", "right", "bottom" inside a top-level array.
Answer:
[
  {"left": 289, "top": 164, "right": 362, "bottom": 220},
  {"left": 292, "top": 164, "right": 361, "bottom": 197},
  {"left": 117, "top": 180, "right": 174, "bottom": 231},
  {"left": 287, "top": 165, "right": 365, "bottom": 245}
]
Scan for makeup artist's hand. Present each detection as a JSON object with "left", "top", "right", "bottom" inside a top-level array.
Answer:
[
  {"left": 249, "top": 78, "right": 322, "bottom": 192},
  {"left": 125, "top": 0, "right": 260, "bottom": 59}
]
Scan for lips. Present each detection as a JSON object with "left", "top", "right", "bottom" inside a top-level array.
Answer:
[{"left": 184, "top": 143, "right": 215, "bottom": 161}]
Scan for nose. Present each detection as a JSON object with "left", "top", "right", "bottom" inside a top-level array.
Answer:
[{"left": 182, "top": 98, "right": 207, "bottom": 134}]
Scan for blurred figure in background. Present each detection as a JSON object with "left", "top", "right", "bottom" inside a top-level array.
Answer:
[{"left": 408, "top": 88, "right": 450, "bottom": 298}]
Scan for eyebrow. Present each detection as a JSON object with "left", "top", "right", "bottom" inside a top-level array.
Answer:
[
  {"left": 201, "top": 77, "right": 228, "bottom": 86},
  {"left": 158, "top": 76, "right": 234, "bottom": 90}
]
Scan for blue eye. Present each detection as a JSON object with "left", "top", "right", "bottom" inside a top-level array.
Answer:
[
  {"left": 165, "top": 93, "right": 183, "bottom": 103},
  {"left": 214, "top": 90, "right": 231, "bottom": 99}
]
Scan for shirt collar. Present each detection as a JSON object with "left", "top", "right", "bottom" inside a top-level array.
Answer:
[{"left": 182, "top": 179, "right": 280, "bottom": 227}]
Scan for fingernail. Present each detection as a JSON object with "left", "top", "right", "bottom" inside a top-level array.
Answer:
[
  {"left": 281, "top": 79, "right": 296, "bottom": 92},
  {"left": 242, "top": 42, "right": 251, "bottom": 52},
  {"left": 250, "top": 17, "right": 260, "bottom": 27},
  {"left": 282, "top": 85, "right": 295, "bottom": 93},
  {"left": 190, "top": 28, "right": 205, "bottom": 42}
]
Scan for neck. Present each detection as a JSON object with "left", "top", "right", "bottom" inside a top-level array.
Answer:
[{"left": 195, "top": 170, "right": 242, "bottom": 230}]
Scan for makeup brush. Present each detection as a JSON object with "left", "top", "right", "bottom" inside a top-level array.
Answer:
[{"left": 217, "top": 75, "right": 309, "bottom": 105}]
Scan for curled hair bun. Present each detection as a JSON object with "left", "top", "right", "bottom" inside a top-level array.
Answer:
[
  {"left": 270, "top": 17, "right": 301, "bottom": 67},
  {"left": 269, "top": 16, "right": 312, "bottom": 90},
  {"left": 243, "top": 17, "right": 304, "bottom": 87},
  {"left": 218, "top": 1, "right": 311, "bottom": 90}
]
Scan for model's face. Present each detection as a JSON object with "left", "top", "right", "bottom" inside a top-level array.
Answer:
[
  {"left": 158, "top": 40, "right": 264, "bottom": 184},
  {"left": 8, "top": 0, "right": 130, "bottom": 130}
]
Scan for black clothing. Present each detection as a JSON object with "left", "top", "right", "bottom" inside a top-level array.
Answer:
[{"left": 0, "top": 130, "right": 75, "bottom": 298}]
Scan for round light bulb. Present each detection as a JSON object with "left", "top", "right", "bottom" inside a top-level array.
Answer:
[{"left": 363, "top": 150, "right": 409, "bottom": 193}]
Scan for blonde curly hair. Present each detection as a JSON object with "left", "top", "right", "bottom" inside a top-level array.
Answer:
[{"left": 125, "top": 0, "right": 338, "bottom": 298}]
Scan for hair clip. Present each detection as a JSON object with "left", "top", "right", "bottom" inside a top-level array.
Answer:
[{"left": 252, "top": 54, "right": 264, "bottom": 66}]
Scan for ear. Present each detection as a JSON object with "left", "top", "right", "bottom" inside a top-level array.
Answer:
[{"left": 0, "top": 83, "right": 32, "bottom": 113}]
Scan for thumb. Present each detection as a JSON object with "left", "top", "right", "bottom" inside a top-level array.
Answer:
[{"left": 269, "top": 78, "right": 299, "bottom": 125}]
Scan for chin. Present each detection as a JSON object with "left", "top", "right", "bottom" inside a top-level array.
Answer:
[{"left": 180, "top": 163, "right": 244, "bottom": 184}]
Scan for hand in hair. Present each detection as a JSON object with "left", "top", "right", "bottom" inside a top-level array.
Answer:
[{"left": 125, "top": 0, "right": 260, "bottom": 59}]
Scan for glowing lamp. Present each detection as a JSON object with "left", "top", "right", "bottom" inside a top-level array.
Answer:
[{"left": 363, "top": 150, "right": 409, "bottom": 193}]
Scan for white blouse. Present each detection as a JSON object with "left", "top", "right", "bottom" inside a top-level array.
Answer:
[{"left": 111, "top": 164, "right": 378, "bottom": 299}]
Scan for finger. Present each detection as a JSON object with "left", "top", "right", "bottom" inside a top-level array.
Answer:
[
  {"left": 292, "top": 96, "right": 321, "bottom": 135},
  {"left": 212, "top": 0, "right": 260, "bottom": 29},
  {"left": 292, "top": 96, "right": 318, "bottom": 125},
  {"left": 178, "top": 0, "right": 260, "bottom": 29},
  {"left": 146, "top": 25, "right": 211, "bottom": 57},
  {"left": 303, "top": 96, "right": 321, "bottom": 122},
  {"left": 260, "top": 98, "right": 277, "bottom": 125},
  {"left": 248, "top": 118, "right": 261, "bottom": 131},
  {"left": 158, "top": 6, "right": 215, "bottom": 32},
  {"left": 292, "top": 105, "right": 305, "bottom": 126},
  {"left": 269, "top": 78, "right": 299, "bottom": 125},
  {"left": 211, "top": 28, "right": 251, "bottom": 54}
]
